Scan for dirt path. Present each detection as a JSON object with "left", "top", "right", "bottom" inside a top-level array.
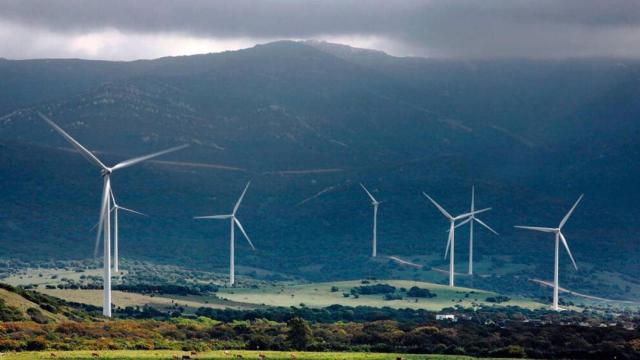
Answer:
[
  {"left": 387, "top": 256, "right": 423, "bottom": 268},
  {"left": 530, "top": 278, "right": 639, "bottom": 304}
]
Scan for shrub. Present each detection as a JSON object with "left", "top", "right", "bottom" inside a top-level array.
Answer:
[
  {"left": 26, "top": 307, "right": 49, "bottom": 324},
  {"left": 406, "top": 286, "right": 437, "bottom": 298},
  {"left": 485, "top": 296, "right": 511, "bottom": 303},
  {"left": 25, "top": 337, "right": 47, "bottom": 351},
  {"left": 350, "top": 284, "right": 396, "bottom": 296}
]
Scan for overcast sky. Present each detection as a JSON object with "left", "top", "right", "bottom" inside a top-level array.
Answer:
[{"left": 1, "top": 0, "right": 639, "bottom": 60}]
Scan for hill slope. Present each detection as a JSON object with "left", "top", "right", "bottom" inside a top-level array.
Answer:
[
  {"left": 0, "top": 283, "right": 96, "bottom": 322},
  {"left": 0, "top": 41, "right": 639, "bottom": 300}
]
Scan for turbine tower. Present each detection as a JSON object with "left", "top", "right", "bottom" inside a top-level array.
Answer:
[
  {"left": 195, "top": 181, "right": 256, "bottom": 286},
  {"left": 109, "top": 189, "right": 147, "bottom": 273},
  {"left": 360, "top": 183, "right": 380, "bottom": 257},
  {"left": 39, "top": 113, "right": 188, "bottom": 317},
  {"left": 515, "top": 194, "right": 583, "bottom": 311},
  {"left": 454, "top": 186, "right": 499, "bottom": 275},
  {"left": 423, "top": 192, "right": 490, "bottom": 287}
]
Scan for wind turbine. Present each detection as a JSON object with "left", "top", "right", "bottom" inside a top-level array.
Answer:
[
  {"left": 453, "top": 186, "right": 499, "bottom": 275},
  {"left": 39, "top": 113, "right": 188, "bottom": 317},
  {"left": 109, "top": 189, "right": 147, "bottom": 273},
  {"left": 360, "top": 183, "right": 380, "bottom": 257},
  {"left": 195, "top": 181, "right": 256, "bottom": 286},
  {"left": 423, "top": 192, "right": 490, "bottom": 287},
  {"left": 515, "top": 194, "right": 583, "bottom": 311}
]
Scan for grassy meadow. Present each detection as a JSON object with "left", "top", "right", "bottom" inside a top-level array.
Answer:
[
  {"left": 216, "top": 279, "right": 544, "bottom": 310},
  {"left": 0, "top": 350, "right": 514, "bottom": 359}
]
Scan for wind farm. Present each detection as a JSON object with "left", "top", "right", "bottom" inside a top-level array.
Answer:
[{"left": 16, "top": 114, "right": 611, "bottom": 316}]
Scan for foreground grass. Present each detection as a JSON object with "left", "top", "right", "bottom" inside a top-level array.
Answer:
[{"left": 1, "top": 350, "right": 505, "bottom": 359}]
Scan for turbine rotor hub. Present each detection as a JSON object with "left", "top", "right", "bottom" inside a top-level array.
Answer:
[{"left": 101, "top": 168, "right": 113, "bottom": 177}]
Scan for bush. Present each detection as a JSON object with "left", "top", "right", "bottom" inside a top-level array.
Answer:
[
  {"left": 0, "top": 339, "right": 22, "bottom": 352},
  {"left": 485, "top": 296, "right": 511, "bottom": 303},
  {"left": 406, "top": 286, "right": 437, "bottom": 298},
  {"left": 26, "top": 307, "right": 49, "bottom": 324},
  {"left": 25, "top": 337, "right": 47, "bottom": 351},
  {"left": 384, "top": 293, "right": 403, "bottom": 301},
  {"left": 489, "top": 345, "right": 527, "bottom": 358},
  {"left": 350, "top": 284, "right": 396, "bottom": 296}
]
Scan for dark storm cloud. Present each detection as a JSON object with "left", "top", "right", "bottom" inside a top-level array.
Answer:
[{"left": 1, "top": 0, "right": 640, "bottom": 59}]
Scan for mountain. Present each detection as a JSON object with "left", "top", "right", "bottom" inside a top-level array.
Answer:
[{"left": 0, "top": 41, "right": 639, "bottom": 299}]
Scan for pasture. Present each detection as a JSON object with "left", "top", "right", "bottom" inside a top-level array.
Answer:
[
  {"left": 216, "top": 279, "right": 544, "bottom": 310},
  {"left": 1, "top": 350, "right": 513, "bottom": 359}
]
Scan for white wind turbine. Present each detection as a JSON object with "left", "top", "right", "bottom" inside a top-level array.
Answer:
[
  {"left": 515, "top": 194, "right": 583, "bottom": 311},
  {"left": 423, "top": 192, "right": 490, "bottom": 287},
  {"left": 453, "top": 186, "right": 499, "bottom": 275},
  {"left": 195, "top": 181, "right": 256, "bottom": 286},
  {"left": 89, "top": 188, "right": 147, "bottom": 273},
  {"left": 109, "top": 189, "right": 147, "bottom": 273},
  {"left": 360, "top": 183, "right": 380, "bottom": 257},
  {"left": 39, "top": 113, "right": 188, "bottom": 317}
]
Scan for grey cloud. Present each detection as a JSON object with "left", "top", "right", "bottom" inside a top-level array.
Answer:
[{"left": 1, "top": 0, "right": 640, "bottom": 59}]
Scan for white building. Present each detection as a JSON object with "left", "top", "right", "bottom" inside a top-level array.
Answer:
[{"left": 436, "top": 314, "right": 457, "bottom": 322}]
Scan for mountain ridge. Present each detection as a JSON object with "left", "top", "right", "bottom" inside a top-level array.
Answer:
[{"left": 0, "top": 40, "right": 639, "bottom": 300}]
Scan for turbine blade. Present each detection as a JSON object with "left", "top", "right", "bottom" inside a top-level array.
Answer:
[
  {"left": 559, "top": 232, "right": 578, "bottom": 270},
  {"left": 94, "top": 178, "right": 110, "bottom": 257},
  {"left": 360, "top": 183, "right": 378, "bottom": 203},
  {"left": 474, "top": 218, "right": 499, "bottom": 235},
  {"left": 513, "top": 225, "right": 556, "bottom": 233},
  {"left": 559, "top": 194, "right": 584, "bottom": 229},
  {"left": 455, "top": 207, "right": 491, "bottom": 220},
  {"left": 444, "top": 226, "right": 452, "bottom": 259},
  {"left": 422, "top": 192, "right": 452, "bottom": 219},
  {"left": 38, "top": 112, "right": 107, "bottom": 170},
  {"left": 194, "top": 214, "right": 232, "bottom": 220},
  {"left": 118, "top": 206, "right": 147, "bottom": 217},
  {"left": 89, "top": 205, "right": 114, "bottom": 232},
  {"left": 109, "top": 187, "right": 117, "bottom": 207},
  {"left": 89, "top": 220, "right": 100, "bottom": 232},
  {"left": 471, "top": 185, "right": 475, "bottom": 212},
  {"left": 234, "top": 218, "right": 255, "bottom": 250},
  {"left": 233, "top": 181, "right": 251, "bottom": 215},
  {"left": 110, "top": 144, "right": 189, "bottom": 172}
]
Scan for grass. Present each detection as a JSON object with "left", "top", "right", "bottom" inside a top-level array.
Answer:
[
  {"left": 0, "top": 288, "right": 65, "bottom": 322},
  {"left": 0, "top": 350, "right": 509, "bottom": 359},
  {"left": 36, "top": 289, "right": 242, "bottom": 311},
  {"left": 217, "top": 279, "right": 544, "bottom": 310},
  {"left": 27, "top": 279, "right": 542, "bottom": 312},
  {"left": 2, "top": 268, "right": 110, "bottom": 287}
]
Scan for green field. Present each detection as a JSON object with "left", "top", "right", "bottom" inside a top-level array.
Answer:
[
  {"left": 1, "top": 350, "right": 513, "bottom": 359},
  {"left": 19, "top": 279, "right": 544, "bottom": 312},
  {"left": 217, "top": 279, "right": 544, "bottom": 310}
]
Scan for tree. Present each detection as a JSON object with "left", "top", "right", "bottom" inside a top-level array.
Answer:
[{"left": 287, "top": 317, "right": 313, "bottom": 350}]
